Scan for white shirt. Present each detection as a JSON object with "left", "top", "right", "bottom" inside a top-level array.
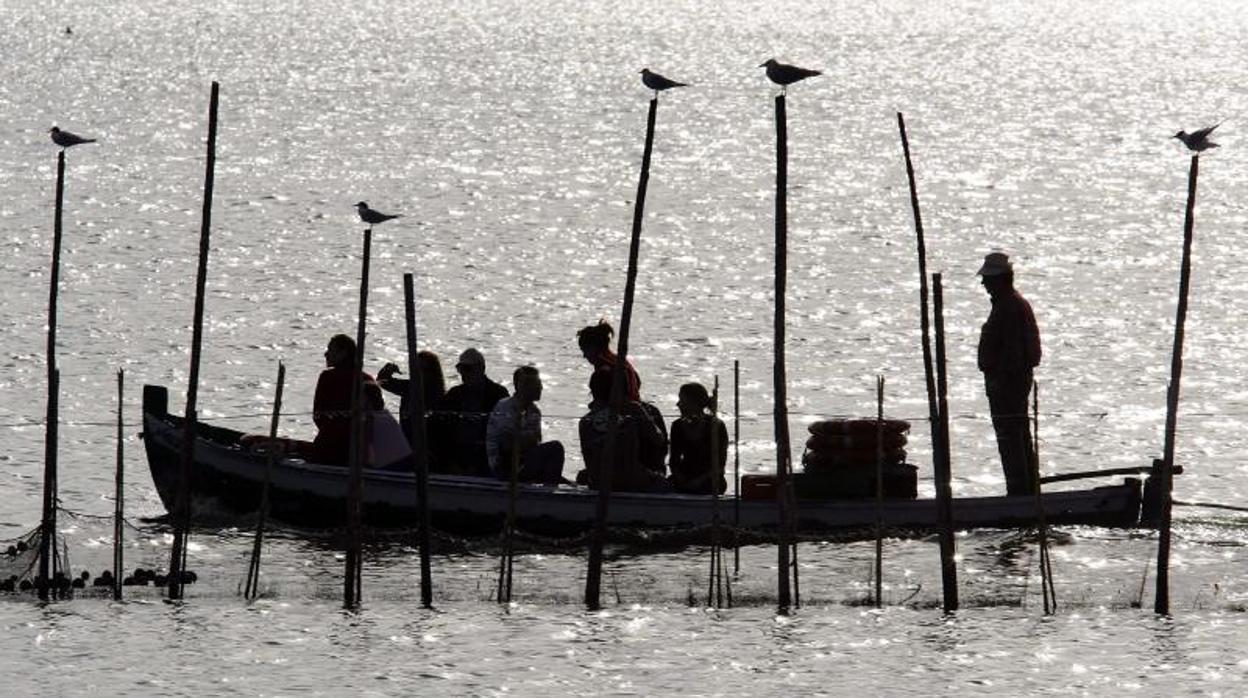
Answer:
[{"left": 485, "top": 397, "right": 542, "bottom": 475}]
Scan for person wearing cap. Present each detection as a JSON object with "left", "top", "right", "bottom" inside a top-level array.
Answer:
[
  {"left": 437, "top": 348, "right": 510, "bottom": 476},
  {"left": 977, "top": 251, "right": 1042, "bottom": 495}
]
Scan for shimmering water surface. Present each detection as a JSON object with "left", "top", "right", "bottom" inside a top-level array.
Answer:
[{"left": 3, "top": 0, "right": 1248, "bottom": 693}]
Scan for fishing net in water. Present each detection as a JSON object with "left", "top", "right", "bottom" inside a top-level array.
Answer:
[{"left": 0, "top": 528, "right": 52, "bottom": 591}]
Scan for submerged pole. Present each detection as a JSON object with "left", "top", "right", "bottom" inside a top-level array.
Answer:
[
  {"left": 707, "top": 376, "right": 723, "bottom": 608},
  {"left": 585, "top": 94, "right": 658, "bottom": 610},
  {"left": 344, "top": 227, "right": 372, "bottom": 609},
  {"left": 874, "top": 375, "right": 885, "bottom": 608},
  {"left": 402, "top": 273, "right": 433, "bottom": 608},
  {"left": 932, "top": 274, "right": 959, "bottom": 612},
  {"left": 39, "top": 149, "right": 66, "bottom": 602},
  {"left": 1030, "top": 380, "right": 1056, "bottom": 614},
  {"left": 169, "top": 80, "right": 220, "bottom": 601},
  {"left": 1155, "top": 154, "right": 1200, "bottom": 615},
  {"left": 113, "top": 369, "right": 124, "bottom": 601},
  {"left": 897, "top": 113, "right": 943, "bottom": 519},
  {"left": 772, "top": 93, "right": 795, "bottom": 613},
  {"left": 244, "top": 361, "right": 284, "bottom": 601},
  {"left": 498, "top": 412, "right": 524, "bottom": 604}
]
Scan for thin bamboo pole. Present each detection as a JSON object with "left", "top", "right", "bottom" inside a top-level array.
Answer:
[
  {"left": 1155, "top": 154, "right": 1200, "bottom": 615},
  {"left": 344, "top": 227, "right": 372, "bottom": 609},
  {"left": 402, "top": 273, "right": 433, "bottom": 608},
  {"left": 772, "top": 93, "right": 796, "bottom": 614},
  {"left": 113, "top": 369, "right": 124, "bottom": 601},
  {"left": 244, "top": 362, "right": 284, "bottom": 601},
  {"left": 169, "top": 80, "right": 220, "bottom": 601},
  {"left": 39, "top": 149, "right": 66, "bottom": 602},
  {"left": 498, "top": 409, "right": 524, "bottom": 604},
  {"left": 897, "top": 113, "right": 942, "bottom": 529},
  {"left": 874, "top": 375, "right": 885, "bottom": 608},
  {"left": 932, "top": 274, "right": 959, "bottom": 612},
  {"left": 707, "top": 377, "right": 723, "bottom": 608},
  {"left": 585, "top": 95, "right": 658, "bottom": 610},
  {"left": 733, "top": 360, "right": 741, "bottom": 576},
  {"left": 1030, "top": 381, "right": 1056, "bottom": 614}
]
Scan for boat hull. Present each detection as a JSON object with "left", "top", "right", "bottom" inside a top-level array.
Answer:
[{"left": 141, "top": 385, "right": 1142, "bottom": 537}]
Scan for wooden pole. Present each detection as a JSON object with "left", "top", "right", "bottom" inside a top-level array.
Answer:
[
  {"left": 39, "top": 149, "right": 66, "bottom": 602},
  {"left": 706, "top": 377, "right": 723, "bottom": 608},
  {"left": 402, "top": 273, "right": 433, "bottom": 608},
  {"left": 113, "top": 369, "right": 124, "bottom": 601},
  {"left": 874, "top": 375, "right": 885, "bottom": 608},
  {"left": 169, "top": 80, "right": 219, "bottom": 601},
  {"left": 1030, "top": 380, "right": 1056, "bottom": 614},
  {"left": 932, "top": 274, "right": 959, "bottom": 612},
  {"left": 585, "top": 95, "right": 658, "bottom": 610},
  {"left": 897, "top": 113, "right": 943, "bottom": 521},
  {"left": 733, "top": 359, "right": 741, "bottom": 576},
  {"left": 244, "top": 361, "right": 284, "bottom": 601},
  {"left": 772, "top": 93, "right": 795, "bottom": 613},
  {"left": 498, "top": 410, "right": 524, "bottom": 604},
  {"left": 344, "top": 227, "right": 372, "bottom": 609},
  {"left": 1155, "top": 154, "right": 1200, "bottom": 615}
]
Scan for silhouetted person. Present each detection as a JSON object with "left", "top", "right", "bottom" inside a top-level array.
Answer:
[
  {"left": 977, "top": 252, "right": 1042, "bottom": 495},
  {"left": 668, "top": 382, "right": 729, "bottom": 495},
  {"left": 312, "top": 334, "right": 375, "bottom": 465},
  {"left": 1173, "top": 123, "right": 1221, "bottom": 152},
  {"left": 486, "top": 366, "right": 564, "bottom": 484},
  {"left": 577, "top": 320, "right": 641, "bottom": 402},
  {"left": 760, "top": 59, "right": 821, "bottom": 91},
  {"left": 437, "top": 348, "right": 509, "bottom": 476},
  {"left": 377, "top": 350, "right": 447, "bottom": 468},
  {"left": 364, "top": 380, "right": 412, "bottom": 470},
  {"left": 577, "top": 368, "right": 669, "bottom": 492}
]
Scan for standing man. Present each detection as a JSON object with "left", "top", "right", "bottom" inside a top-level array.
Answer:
[
  {"left": 485, "top": 366, "right": 565, "bottom": 484},
  {"left": 439, "top": 348, "right": 510, "bottom": 476},
  {"left": 977, "top": 252, "right": 1042, "bottom": 495}
]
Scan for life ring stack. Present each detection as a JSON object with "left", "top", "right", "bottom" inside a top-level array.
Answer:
[{"left": 795, "top": 418, "right": 918, "bottom": 499}]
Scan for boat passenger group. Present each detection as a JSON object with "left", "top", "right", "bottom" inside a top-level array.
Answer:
[
  {"left": 253, "top": 320, "right": 729, "bottom": 495},
  {"left": 252, "top": 251, "right": 1040, "bottom": 496}
]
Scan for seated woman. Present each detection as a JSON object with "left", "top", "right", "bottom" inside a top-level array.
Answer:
[
  {"left": 310, "top": 334, "right": 375, "bottom": 465},
  {"left": 667, "top": 382, "right": 729, "bottom": 495},
  {"left": 576, "top": 320, "right": 641, "bottom": 402},
  {"left": 364, "top": 381, "right": 413, "bottom": 470},
  {"left": 577, "top": 368, "right": 668, "bottom": 493},
  {"left": 376, "top": 350, "right": 450, "bottom": 470}
]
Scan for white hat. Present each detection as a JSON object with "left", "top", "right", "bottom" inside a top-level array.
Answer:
[{"left": 977, "top": 252, "right": 1013, "bottom": 277}]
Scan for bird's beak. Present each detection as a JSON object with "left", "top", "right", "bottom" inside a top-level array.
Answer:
[{"left": 758, "top": 62, "right": 767, "bottom": 67}]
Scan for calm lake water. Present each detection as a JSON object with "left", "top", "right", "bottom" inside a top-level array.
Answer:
[{"left": 2, "top": 0, "right": 1248, "bottom": 693}]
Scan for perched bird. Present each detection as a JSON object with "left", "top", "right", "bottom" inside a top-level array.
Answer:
[
  {"left": 760, "top": 59, "right": 822, "bottom": 91},
  {"left": 355, "top": 201, "right": 402, "bottom": 226},
  {"left": 1173, "top": 122, "right": 1222, "bottom": 152},
  {"left": 49, "top": 126, "right": 96, "bottom": 149},
  {"left": 640, "top": 68, "right": 688, "bottom": 95}
]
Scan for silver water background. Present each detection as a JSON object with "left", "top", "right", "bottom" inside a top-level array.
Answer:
[{"left": 1, "top": 0, "right": 1246, "bottom": 693}]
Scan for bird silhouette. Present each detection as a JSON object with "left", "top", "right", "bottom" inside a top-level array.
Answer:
[
  {"left": 760, "top": 59, "right": 822, "bottom": 92},
  {"left": 49, "top": 127, "right": 96, "bottom": 149},
  {"left": 640, "top": 69, "right": 688, "bottom": 95},
  {"left": 1173, "top": 123, "right": 1222, "bottom": 152},
  {"left": 355, "top": 201, "right": 401, "bottom": 226}
]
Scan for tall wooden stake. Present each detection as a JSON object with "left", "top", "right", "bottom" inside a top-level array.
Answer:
[
  {"left": 402, "top": 273, "right": 433, "bottom": 608},
  {"left": 897, "top": 113, "right": 943, "bottom": 514},
  {"left": 498, "top": 411, "right": 524, "bottom": 604},
  {"left": 169, "top": 80, "right": 219, "bottom": 600},
  {"left": 1155, "top": 154, "right": 1200, "bottom": 615},
  {"left": 706, "top": 376, "right": 723, "bottom": 608},
  {"left": 39, "top": 149, "right": 66, "bottom": 602},
  {"left": 344, "top": 227, "right": 372, "bottom": 609},
  {"left": 244, "top": 362, "right": 284, "bottom": 601},
  {"left": 733, "top": 359, "right": 741, "bottom": 576},
  {"left": 113, "top": 369, "right": 124, "bottom": 601},
  {"left": 585, "top": 95, "right": 658, "bottom": 610},
  {"left": 874, "top": 375, "right": 885, "bottom": 608},
  {"left": 772, "top": 94, "right": 796, "bottom": 614},
  {"left": 932, "top": 274, "right": 959, "bottom": 612},
  {"left": 1030, "top": 380, "right": 1056, "bottom": 614}
]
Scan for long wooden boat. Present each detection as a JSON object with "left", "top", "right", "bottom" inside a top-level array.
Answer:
[{"left": 141, "top": 385, "right": 1144, "bottom": 537}]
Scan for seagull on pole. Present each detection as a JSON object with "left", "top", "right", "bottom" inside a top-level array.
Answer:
[
  {"left": 760, "top": 59, "right": 822, "bottom": 93},
  {"left": 640, "top": 69, "right": 688, "bottom": 96},
  {"left": 49, "top": 127, "right": 96, "bottom": 149},
  {"left": 355, "top": 201, "right": 402, "bottom": 226},
  {"left": 1172, "top": 122, "right": 1222, "bottom": 152}
]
